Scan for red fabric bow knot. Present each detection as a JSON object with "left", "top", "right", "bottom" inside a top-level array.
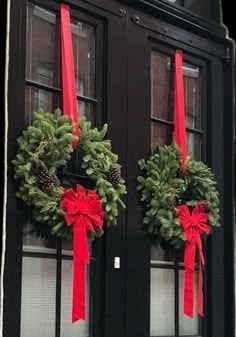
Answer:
[
  {"left": 61, "top": 184, "right": 104, "bottom": 323},
  {"left": 177, "top": 203, "right": 209, "bottom": 317}
]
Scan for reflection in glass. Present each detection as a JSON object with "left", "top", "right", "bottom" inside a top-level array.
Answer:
[
  {"left": 151, "top": 52, "right": 174, "bottom": 121},
  {"left": 61, "top": 260, "right": 90, "bottom": 337},
  {"left": 151, "top": 123, "right": 173, "bottom": 151},
  {"left": 21, "top": 257, "right": 57, "bottom": 337},
  {"left": 26, "top": 4, "right": 59, "bottom": 87},
  {"left": 151, "top": 52, "right": 201, "bottom": 130},
  {"left": 183, "top": 62, "right": 201, "bottom": 130},
  {"left": 150, "top": 269, "right": 175, "bottom": 336},
  {"left": 78, "top": 101, "right": 96, "bottom": 125},
  {"left": 71, "top": 20, "right": 95, "bottom": 98},
  {"left": 187, "top": 132, "right": 201, "bottom": 160},
  {"left": 151, "top": 245, "right": 175, "bottom": 263},
  {"left": 25, "top": 86, "right": 60, "bottom": 124},
  {"left": 23, "top": 210, "right": 56, "bottom": 252}
]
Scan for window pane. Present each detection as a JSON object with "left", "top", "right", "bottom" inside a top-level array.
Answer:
[
  {"left": 151, "top": 123, "right": 173, "bottom": 150},
  {"left": 150, "top": 269, "right": 175, "bottom": 336},
  {"left": 151, "top": 245, "right": 175, "bottom": 264},
  {"left": 22, "top": 210, "right": 56, "bottom": 253},
  {"left": 187, "top": 132, "right": 201, "bottom": 160},
  {"left": 71, "top": 20, "right": 95, "bottom": 98},
  {"left": 25, "top": 86, "right": 60, "bottom": 123},
  {"left": 26, "top": 4, "right": 59, "bottom": 87},
  {"left": 61, "top": 260, "right": 90, "bottom": 337},
  {"left": 151, "top": 52, "right": 174, "bottom": 121},
  {"left": 151, "top": 52, "right": 202, "bottom": 131},
  {"left": 78, "top": 101, "right": 96, "bottom": 125},
  {"left": 21, "top": 257, "right": 56, "bottom": 337},
  {"left": 179, "top": 271, "right": 200, "bottom": 336},
  {"left": 183, "top": 63, "right": 201, "bottom": 130}
]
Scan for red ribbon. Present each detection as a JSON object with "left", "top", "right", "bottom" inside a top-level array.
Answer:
[
  {"left": 174, "top": 50, "right": 187, "bottom": 168},
  {"left": 61, "top": 184, "right": 105, "bottom": 322},
  {"left": 177, "top": 203, "right": 210, "bottom": 317},
  {"left": 60, "top": 4, "right": 79, "bottom": 147}
]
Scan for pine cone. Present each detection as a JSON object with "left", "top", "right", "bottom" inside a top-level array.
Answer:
[
  {"left": 107, "top": 166, "right": 121, "bottom": 185},
  {"left": 37, "top": 169, "right": 55, "bottom": 190},
  {"left": 201, "top": 200, "right": 211, "bottom": 212}
]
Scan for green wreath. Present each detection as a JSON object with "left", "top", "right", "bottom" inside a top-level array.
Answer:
[
  {"left": 137, "top": 143, "right": 220, "bottom": 248},
  {"left": 13, "top": 109, "right": 127, "bottom": 241}
]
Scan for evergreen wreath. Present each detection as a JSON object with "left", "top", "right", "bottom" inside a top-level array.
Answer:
[
  {"left": 13, "top": 109, "right": 126, "bottom": 241},
  {"left": 137, "top": 143, "right": 220, "bottom": 248}
]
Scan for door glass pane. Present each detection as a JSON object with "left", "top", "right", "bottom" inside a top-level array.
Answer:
[
  {"left": 151, "top": 123, "right": 173, "bottom": 150},
  {"left": 61, "top": 260, "right": 90, "bottom": 337},
  {"left": 78, "top": 101, "right": 96, "bottom": 125},
  {"left": 187, "top": 132, "right": 201, "bottom": 160},
  {"left": 151, "top": 51, "right": 201, "bottom": 131},
  {"left": 23, "top": 215, "right": 56, "bottom": 253},
  {"left": 71, "top": 20, "right": 95, "bottom": 98},
  {"left": 21, "top": 257, "right": 56, "bottom": 337},
  {"left": 151, "top": 52, "right": 174, "bottom": 121},
  {"left": 26, "top": 4, "right": 59, "bottom": 87},
  {"left": 179, "top": 271, "right": 200, "bottom": 336},
  {"left": 183, "top": 62, "right": 201, "bottom": 130},
  {"left": 25, "top": 85, "right": 60, "bottom": 123},
  {"left": 150, "top": 269, "right": 175, "bottom": 336},
  {"left": 151, "top": 245, "right": 175, "bottom": 264}
]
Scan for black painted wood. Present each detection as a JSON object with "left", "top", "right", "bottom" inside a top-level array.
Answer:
[
  {"left": 117, "top": 0, "right": 227, "bottom": 40},
  {"left": 3, "top": 1, "right": 27, "bottom": 337},
  {"left": 125, "top": 20, "right": 150, "bottom": 337},
  {"left": 103, "top": 12, "right": 128, "bottom": 337}
]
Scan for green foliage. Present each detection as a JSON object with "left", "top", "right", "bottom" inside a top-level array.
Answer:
[
  {"left": 13, "top": 109, "right": 126, "bottom": 241},
  {"left": 137, "top": 143, "right": 220, "bottom": 248},
  {"left": 13, "top": 109, "right": 74, "bottom": 238},
  {"left": 79, "top": 117, "right": 127, "bottom": 226}
]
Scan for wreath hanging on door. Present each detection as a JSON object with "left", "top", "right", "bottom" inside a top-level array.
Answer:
[
  {"left": 12, "top": 109, "right": 126, "bottom": 241},
  {"left": 137, "top": 143, "right": 220, "bottom": 248}
]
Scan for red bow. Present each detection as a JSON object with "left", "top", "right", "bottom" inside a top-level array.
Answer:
[
  {"left": 177, "top": 203, "right": 210, "bottom": 317},
  {"left": 61, "top": 184, "right": 105, "bottom": 323}
]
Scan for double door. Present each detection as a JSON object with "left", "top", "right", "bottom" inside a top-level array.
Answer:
[{"left": 4, "top": 1, "right": 234, "bottom": 337}]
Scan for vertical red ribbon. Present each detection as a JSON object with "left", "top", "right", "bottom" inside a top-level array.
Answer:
[
  {"left": 60, "top": 4, "right": 80, "bottom": 323},
  {"left": 174, "top": 50, "right": 187, "bottom": 167},
  {"left": 174, "top": 50, "right": 205, "bottom": 318},
  {"left": 60, "top": 4, "right": 79, "bottom": 147}
]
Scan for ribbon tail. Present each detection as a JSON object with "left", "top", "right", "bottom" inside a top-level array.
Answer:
[
  {"left": 183, "top": 241, "right": 196, "bottom": 318},
  {"left": 72, "top": 221, "right": 89, "bottom": 323},
  {"left": 196, "top": 233, "right": 204, "bottom": 316},
  {"left": 184, "top": 267, "right": 194, "bottom": 317},
  {"left": 197, "top": 260, "right": 204, "bottom": 317},
  {"left": 72, "top": 260, "right": 86, "bottom": 322}
]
